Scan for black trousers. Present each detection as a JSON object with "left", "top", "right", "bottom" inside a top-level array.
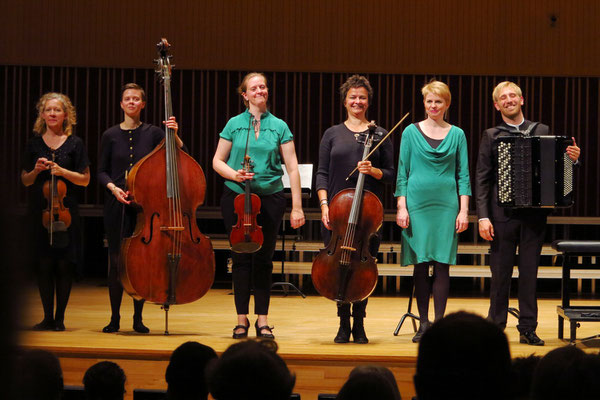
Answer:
[
  {"left": 221, "top": 187, "right": 286, "bottom": 315},
  {"left": 321, "top": 224, "right": 380, "bottom": 319},
  {"left": 488, "top": 215, "right": 546, "bottom": 333}
]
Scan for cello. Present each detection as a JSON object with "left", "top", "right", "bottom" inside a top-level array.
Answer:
[
  {"left": 311, "top": 123, "right": 382, "bottom": 303},
  {"left": 230, "top": 116, "right": 263, "bottom": 253},
  {"left": 120, "top": 38, "right": 215, "bottom": 333}
]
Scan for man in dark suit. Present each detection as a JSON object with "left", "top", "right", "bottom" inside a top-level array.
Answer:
[{"left": 476, "top": 81, "right": 580, "bottom": 345}]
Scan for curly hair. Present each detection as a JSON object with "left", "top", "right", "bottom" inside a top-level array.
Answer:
[
  {"left": 33, "top": 92, "right": 77, "bottom": 136},
  {"left": 340, "top": 74, "right": 373, "bottom": 105}
]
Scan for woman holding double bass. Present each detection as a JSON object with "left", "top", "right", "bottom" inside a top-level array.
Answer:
[
  {"left": 98, "top": 83, "right": 182, "bottom": 333},
  {"left": 213, "top": 72, "right": 305, "bottom": 339},
  {"left": 21, "top": 92, "right": 90, "bottom": 331},
  {"left": 315, "top": 75, "right": 395, "bottom": 344}
]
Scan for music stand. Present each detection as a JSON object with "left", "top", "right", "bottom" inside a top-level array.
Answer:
[{"left": 271, "top": 164, "right": 312, "bottom": 297}]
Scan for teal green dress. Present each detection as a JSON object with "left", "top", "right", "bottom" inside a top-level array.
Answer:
[{"left": 395, "top": 123, "right": 471, "bottom": 266}]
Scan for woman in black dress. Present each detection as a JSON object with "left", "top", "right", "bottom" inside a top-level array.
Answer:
[
  {"left": 98, "top": 83, "right": 180, "bottom": 333},
  {"left": 21, "top": 92, "right": 90, "bottom": 331},
  {"left": 315, "top": 75, "right": 395, "bottom": 343}
]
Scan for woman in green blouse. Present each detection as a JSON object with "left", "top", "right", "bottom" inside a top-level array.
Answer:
[{"left": 213, "top": 72, "right": 305, "bottom": 340}]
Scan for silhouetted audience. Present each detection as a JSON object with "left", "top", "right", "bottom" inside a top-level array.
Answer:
[
  {"left": 530, "top": 345, "right": 600, "bottom": 400},
  {"left": 165, "top": 341, "right": 217, "bottom": 400},
  {"left": 414, "top": 311, "right": 511, "bottom": 400},
  {"left": 336, "top": 365, "right": 401, "bottom": 400},
  {"left": 509, "top": 355, "right": 541, "bottom": 400},
  {"left": 14, "top": 349, "right": 64, "bottom": 400},
  {"left": 83, "top": 361, "right": 126, "bottom": 400},
  {"left": 207, "top": 339, "right": 295, "bottom": 400}
]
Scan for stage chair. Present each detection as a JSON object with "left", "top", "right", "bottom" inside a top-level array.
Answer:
[
  {"left": 317, "top": 394, "right": 336, "bottom": 400},
  {"left": 63, "top": 385, "right": 85, "bottom": 400},
  {"left": 133, "top": 388, "right": 166, "bottom": 400},
  {"left": 290, "top": 394, "right": 301, "bottom": 399}
]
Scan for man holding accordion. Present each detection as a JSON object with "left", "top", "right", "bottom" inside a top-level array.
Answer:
[{"left": 475, "top": 81, "right": 581, "bottom": 346}]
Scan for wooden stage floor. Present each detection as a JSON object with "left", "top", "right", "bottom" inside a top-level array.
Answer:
[{"left": 19, "top": 282, "right": 600, "bottom": 400}]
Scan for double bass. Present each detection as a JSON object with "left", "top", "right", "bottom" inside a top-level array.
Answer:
[
  {"left": 311, "top": 123, "right": 382, "bottom": 303},
  {"left": 120, "top": 39, "right": 215, "bottom": 332}
]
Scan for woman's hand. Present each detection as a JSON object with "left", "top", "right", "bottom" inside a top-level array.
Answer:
[
  {"left": 396, "top": 207, "right": 409, "bottom": 228},
  {"left": 34, "top": 157, "right": 50, "bottom": 173},
  {"left": 357, "top": 160, "right": 383, "bottom": 179},
  {"left": 233, "top": 169, "right": 254, "bottom": 183},
  {"left": 48, "top": 161, "right": 66, "bottom": 177},
  {"left": 321, "top": 205, "right": 331, "bottom": 230},
  {"left": 455, "top": 210, "right": 469, "bottom": 233},
  {"left": 112, "top": 186, "right": 131, "bottom": 205},
  {"left": 163, "top": 116, "right": 178, "bottom": 133},
  {"left": 290, "top": 208, "right": 305, "bottom": 229}
]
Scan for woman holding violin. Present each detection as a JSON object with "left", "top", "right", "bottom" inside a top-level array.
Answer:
[
  {"left": 98, "top": 83, "right": 181, "bottom": 333},
  {"left": 213, "top": 72, "right": 305, "bottom": 339},
  {"left": 315, "top": 75, "right": 395, "bottom": 344},
  {"left": 21, "top": 92, "right": 91, "bottom": 331},
  {"left": 395, "top": 80, "right": 471, "bottom": 342}
]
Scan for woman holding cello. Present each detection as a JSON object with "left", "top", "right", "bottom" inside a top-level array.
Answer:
[
  {"left": 21, "top": 92, "right": 90, "bottom": 331},
  {"left": 213, "top": 72, "right": 305, "bottom": 339},
  {"left": 98, "top": 83, "right": 181, "bottom": 333},
  {"left": 315, "top": 75, "right": 395, "bottom": 343}
]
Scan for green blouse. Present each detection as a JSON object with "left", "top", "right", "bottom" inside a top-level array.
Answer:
[{"left": 220, "top": 110, "right": 293, "bottom": 195}]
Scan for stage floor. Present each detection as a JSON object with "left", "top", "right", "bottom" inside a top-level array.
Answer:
[{"left": 18, "top": 282, "right": 600, "bottom": 399}]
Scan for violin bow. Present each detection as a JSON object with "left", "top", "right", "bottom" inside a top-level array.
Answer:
[{"left": 345, "top": 112, "right": 410, "bottom": 181}]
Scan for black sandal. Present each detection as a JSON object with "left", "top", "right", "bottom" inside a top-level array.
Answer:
[
  {"left": 255, "top": 320, "right": 275, "bottom": 339},
  {"left": 233, "top": 317, "right": 250, "bottom": 339}
]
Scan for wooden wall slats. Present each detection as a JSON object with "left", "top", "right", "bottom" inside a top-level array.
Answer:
[
  {"left": 3, "top": 1, "right": 600, "bottom": 76},
  {"left": 4, "top": 66, "right": 598, "bottom": 216}
]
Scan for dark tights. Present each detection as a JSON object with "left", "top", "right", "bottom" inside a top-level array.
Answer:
[
  {"left": 107, "top": 252, "right": 144, "bottom": 323},
  {"left": 38, "top": 255, "right": 73, "bottom": 323},
  {"left": 414, "top": 261, "right": 450, "bottom": 323}
]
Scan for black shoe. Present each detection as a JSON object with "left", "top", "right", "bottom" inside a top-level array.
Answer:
[
  {"left": 133, "top": 319, "right": 149, "bottom": 334},
  {"left": 54, "top": 321, "right": 66, "bottom": 331},
  {"left": 255, "top": 320, "right": 275, "bottom": 339},
  {"left": 351, "top": 320, "right": 369, "bottom": 344},
  {"left": 520, "top": 331, "right": 545, "bottom": 346},
  {"left": 334, "top": 318, "right": 351, "bottom": 343},
  {"left": 102, "top": 318, "right": 120, "bottom": 333},
  {"left": 232, "top": 317, "right": 250, "bottom": 339},
  {"left": 32, "top": 319, "right": 55, "bottom": 331},
  {"left": 412, "top": 321, "right": 431, "bottom": 343}
]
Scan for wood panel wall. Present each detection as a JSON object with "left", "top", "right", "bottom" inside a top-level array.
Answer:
[
  {"left": 2, "top": 1, "right": 600, "bottom": 76},
  {"left": 3, "top": 65, "right": 599, "bottom": 216}
]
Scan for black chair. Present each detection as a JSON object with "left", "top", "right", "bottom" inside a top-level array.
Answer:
[
  {"left": 290, "top": 394, "right": 301, "bottom": 400},
  {"left": 133, "top": 388, "right": 167, "bottom": 400},
  {"left": 63, "top": 385, "right": 85, "bottom": 400},
  {"left": 318, "top": 394, "right": 337, "bottom": 400}
]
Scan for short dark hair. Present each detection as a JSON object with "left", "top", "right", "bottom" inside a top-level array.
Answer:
[
  {"left": 340, "top": 74, "right": 373, "bottom": 105},
  {"left": 121, "top": 83, "right": 146, "bottom": 102},
  {"left": 414, "top": 311, "right": 511, "bottom": 400},
  {"left": 83, "top": 361, "right": 126, "bottom": 400},
  {"left": 15, "top": 349, "right": 64, "bottom": 400},
  {"left": 165, "top": 341, "right": 217, "bottom": 400},
  {"left": 337, "top": 365, "right": 402, "bottom": 400},
  {"left": 207, "top": 339, "right": 295, "bottom": 400}
]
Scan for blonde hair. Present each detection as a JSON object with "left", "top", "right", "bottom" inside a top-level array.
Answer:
[
  {"left": 492, "top": 81, "right": 523, "bottom": 103},
  {"left": 33, "top": 92, "right": 77, "bottom": 136},
  {"left": 421, "top": 80, "right": 451, "bottom": 107},
  {"left": 237, "top": 72, "right": 268, "bottom": 108}
]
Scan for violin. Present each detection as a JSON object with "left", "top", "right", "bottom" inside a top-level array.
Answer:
[
  {"left": 42, "top": 152, "right": 71, "bottom": 247},
  {"left": 120, "top": 39, "right": 215, "bottom": 331},
  {"left": 311, "top": 123, "right": 383, "bottom": 303},
  {"left": 230, "top": 116, "right": 263, "bottom": 253}
]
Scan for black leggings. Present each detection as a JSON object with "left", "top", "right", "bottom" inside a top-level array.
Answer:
[
  {"left": 413, "top": 261, "right": 450, "bottom": 323},
  {"left": 221, "top": 187, "right": 286, "bottom": 315},
  {"left": 37, "top": 254, "right": 73, "bottom": 323},
  {"left": 107, "top": 251, "right": 144, "bottom": 322}
]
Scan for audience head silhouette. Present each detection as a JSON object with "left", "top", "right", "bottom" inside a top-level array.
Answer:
[
  {"left": 414, "top": 311, "right": 511, "bottom": 400},
  {"left": 83, "top": 361, "right": 126, "bottom": 400},
  {"left": 165, "top": 341, "right": 217, "bottom": 400},
  {"left": 207, "top": 339, "right": 295, "bottom": 400},
  {"left": 15, "top": 349, "right": 63, "bottom": 400},
  {"left": 336, "top": 365, "right": 401, "bottom": 400}
]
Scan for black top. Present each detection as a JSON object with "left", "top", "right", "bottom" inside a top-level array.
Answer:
[
  {"left": 415, "top": 123, "right": 443, "bottom": 149},
  {"left": 98, "top": 123, "right": 165, "bottom": 252},
  {"left": 21, "top": 135, "right": 90, "bottom": 262},
  {"left": 315, "top": 123, "right": 395, "bottom": 202}
]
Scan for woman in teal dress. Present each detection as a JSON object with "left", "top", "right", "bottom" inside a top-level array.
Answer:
[{"left": 395, "top": 80, "right": 471, "bottom": 342}]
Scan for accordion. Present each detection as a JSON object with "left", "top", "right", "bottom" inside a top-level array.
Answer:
[{"left": 496, "top": 135, "right": 574, "bottom": 208}]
